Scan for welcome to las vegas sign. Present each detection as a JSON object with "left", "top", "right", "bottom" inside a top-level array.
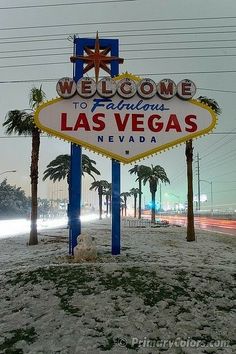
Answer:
[{"left": 34, "top": 74, "right": 217, "bottom": 164}]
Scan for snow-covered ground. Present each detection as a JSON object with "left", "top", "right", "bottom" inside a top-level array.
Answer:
[{"left": 0, "top": 219, "right": 235, "bottom": 354}]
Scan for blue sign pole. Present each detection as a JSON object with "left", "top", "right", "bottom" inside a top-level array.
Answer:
[
  {"left": 109, "top": 40, "right": 121, "bottom": 255},
  {"left": 69, "top": 143, "right": 81, "bottom": 254},
  {"left": 69, "top": 38, "right": 83, "bottom": 255},
  {"left": 112, "top": 159, "right": 121, "bottom": 254},
  {"left": 69, "top": 36, "right": 121, "bottom": 255}
]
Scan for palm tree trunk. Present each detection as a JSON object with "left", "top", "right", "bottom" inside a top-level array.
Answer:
[
  {"left": 151, "top": 191, "right": 156, "bottom": 223},
  {"left": 134, "top": 196, "right": 137, "bottom": 218},
  {"left": 138, "top": 177, "right": 142, "bottom": 219},
  {"left": 29, "top": 128, "right": 40, "bottom": 245},
  {"left": 106, "top": 194, "right": 109, "bottom": 216},
  {"left": 98, "top": 189, "right": 103, "bottom": 220},
  {"left": 185, "top": 140, "right": 195, "bottom": 241},
  {"left": 109, "top": 195, "right": 112, "bottom": 215},
  {"left": 124, "top": 196, "right": 127, "bottom": 217}
]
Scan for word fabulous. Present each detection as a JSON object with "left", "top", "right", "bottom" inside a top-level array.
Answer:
[{"left": 56, "top": 77, "right": 196, "bottom": 101}]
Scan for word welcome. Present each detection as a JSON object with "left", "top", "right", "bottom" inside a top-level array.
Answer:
[{"left": 56, "top": 77, "right": 196, "bottom": 100}]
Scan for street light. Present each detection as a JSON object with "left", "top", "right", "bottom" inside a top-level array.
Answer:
[
  {"left": 200, "top": 179, "right": 213, "bottom": 215},
  {"left": 0, "top": 170, "right": 16, "bottom": 176}
]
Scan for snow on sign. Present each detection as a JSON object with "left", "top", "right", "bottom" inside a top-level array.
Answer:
[{"left": 34, "top": 74, "right": 217, "bottom": 163}]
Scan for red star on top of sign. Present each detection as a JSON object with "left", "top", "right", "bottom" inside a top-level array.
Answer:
[{"left": 70, "top": 32, "right": 124, "bottom": 82}]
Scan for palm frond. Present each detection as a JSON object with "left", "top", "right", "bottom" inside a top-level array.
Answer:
[
  {"left": 197, "top": 96, "right": 222, "bottom": 115},
  {"left": 29, "top": 86, "right": 46, "bottom": 110},
  {"left": 3, "top": 110, "right": 34, "bottom": 135}
]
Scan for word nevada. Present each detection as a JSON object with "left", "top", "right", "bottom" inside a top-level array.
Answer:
[{"left": 56, "top": 76, "right": 196, "bottom": 100}]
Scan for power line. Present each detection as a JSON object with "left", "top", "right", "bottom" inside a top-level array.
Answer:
[
  {"left": 1, "top": 62, "right": 236, "bottom": 76},
  {"left": 125, "top": 38, "right": 236, "bottom": 46},
  {"left": 0, "top": 47, "right": 71, "bottom": 54},
  {"left": 0, "top": 37, "right": 69, "bottom": 45},
  {"left": 140, "top": 70, "right": 236, "bottom": 76},
  {"left": 211, "top": 169, "right": 236, "bottom": 179},
  {"left": 4, "top": 47, "right": 236, "bottom": 61},
  {"left": 0, "top": 0, "right": 136, "bottom": 10},
  {"left": 123, "top": 45, "right": 236, "bottom": 52},
  {"left": 2, "top": 30, "right": 236, "bottom": 44},
  {"left": 1, "top": 78, "right": 236, "bottom": 99},
  {"left": 215, "top": 188, "right": 236, "bottom": 193},
  {"left": 2, "top": 38, "right": 236, "bottom": 55},
  {"left": 3, "top": 52, "right": 236, "bottom": 62},
  {"left": 0, "top": 136, "right": 50, "bottom": 139},
  {"left": 1, "top": 16, "right": 236, "bottom": 32},
  {"left": 213, "top": 181, "right": 236, "bottom": 183},
  {"left": 201, "top": 153, "right": 236, "bottom": 171},
  {"left": 3, "top": 42, "right": 236, "bottom": 55},
  {"left": 198, "top": 88, "right": 236, "bottom": 94},
  {"left": 2, "top": 24, "right": 236, "bottom": 41},
  {"left": 0, "top": 78, "right": 58, "bottom": 83},
  {"left": 202, "top": 149, "right": 236, "bottom": 166},
  {"left": 201, "top": 131, "right": 236, "bottom": 159}
]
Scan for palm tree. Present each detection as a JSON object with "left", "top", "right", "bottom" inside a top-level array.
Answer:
[
  {"left": 3, "top": 86, "right": 46, "bottom": 245},
  {"left": 197, "top": 96, "right": 222, "bottom": 114},
  {"left": 130, "top": 188, "right": 140, "bottom": 218},
  {"left": 90, "top": 180, "right": 110, "bottom": 219},
  {"left": 120, "top": 192, "right": 131, "bottom": 217},
  {"left": 43, "top": 154, "right": 100, "bottom": 184},
  {"left": 185, "top": 96, "right": 221, "bottom": 242},
  {"left": 129, "top": 165, "right": 146, "bottom": 219},
  {"left": 103, "top": 183, "right": 112, "bottom": 216},
  {"left": 139, "top": 165, "right": 170, "bottom": 223}
]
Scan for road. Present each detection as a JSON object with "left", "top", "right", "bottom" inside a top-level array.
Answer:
[
  {"left": 160, "top": 215, "right": 236, "bottom": 236},
  {"left": 0, "top": 214, "right": 99, "bottom": 238}
]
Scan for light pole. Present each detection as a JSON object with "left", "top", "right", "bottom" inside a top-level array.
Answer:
[
  {"left": 0, "top": 170, "right": 16, "bottom": 176},
  {"left": 200, "top": 179, "right": 213, "bottom": 215}
]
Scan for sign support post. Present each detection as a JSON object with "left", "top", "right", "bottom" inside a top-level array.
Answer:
[
  {"left": 69, "top": 143, "right": 81, "bottom": 254},
  {"left": 109, "top": 39, "right": 121, "bottom": 255},
  {"left": 69, "top": 37, "right": 84, "bottom": 254},
  {"left": 112, "top": 159, "right": 120, "bottom": 254}
]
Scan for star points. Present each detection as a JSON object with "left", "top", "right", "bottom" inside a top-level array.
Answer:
[{"left": 70, "top": 32, "right": 124, "bottom": 82}]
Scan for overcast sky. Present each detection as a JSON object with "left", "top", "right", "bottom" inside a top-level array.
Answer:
[{"left": 0, "top": 0, "right": 236, "bottom": 211}]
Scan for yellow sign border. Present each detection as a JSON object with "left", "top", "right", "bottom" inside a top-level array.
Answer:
[{"left": 34, "top": 77, "right": 217, "bottom": 164}]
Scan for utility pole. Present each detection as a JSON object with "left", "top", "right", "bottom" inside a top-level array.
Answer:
[{"left": 196, "top": 153, "right": 201, "bottom": 211}]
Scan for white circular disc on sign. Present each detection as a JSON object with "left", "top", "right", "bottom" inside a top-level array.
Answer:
[
  {"left": 156, "top": 79, "right": 177, "bottom": 99},
  {"left": 137, "top": 78, "right": 157, "bottom": 99},
  {"left": 77, "top": 77, "right": 97, "bottom": 98},
  {"left": 117, "top": 78, "right": 137, "bottom": 98},
  {"left": 177, "top": 79, "right": 196, "bottom": 100},
  {"left": 97, "top": 77, "right": 117, "bottom": 98},
  {"left": 56, "top": 77, "right": 77, "bottom": 98}
]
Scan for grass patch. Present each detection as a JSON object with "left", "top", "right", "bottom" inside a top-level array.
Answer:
[
  {"left": 0, "top": 327, "right": 37, "bottom": 353},
  {"left": 99, "top": 334, "right": 115, "bottom": 351},
  {"left": 98, "top": 267, "right": 189, "bottom": 307},
  {"left": 7, "top": 266, "right": 95, "bottom": 315}
]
